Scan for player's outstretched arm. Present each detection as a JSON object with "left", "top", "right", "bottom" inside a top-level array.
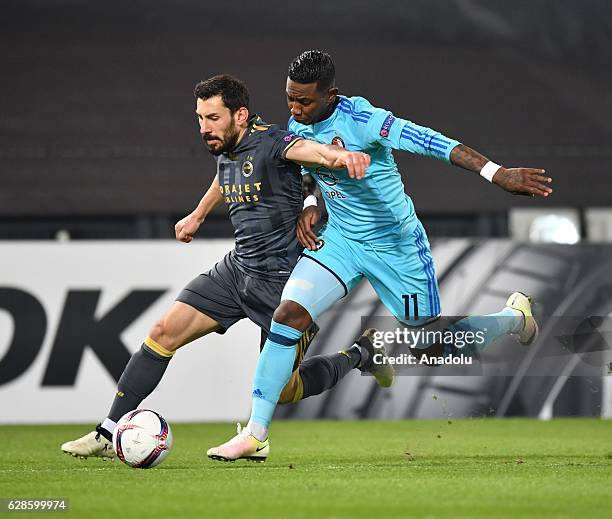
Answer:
[
  {"left": 175, "top": 175, "right": 224, "bottom": 243},
  {"left": 450, "top": 144, "right": 553, "bottom": 197},
  {"left": 285, "top": 138, "right": 370, "bottom": 179}
]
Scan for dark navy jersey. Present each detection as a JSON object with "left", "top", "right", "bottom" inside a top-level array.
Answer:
[{"left": 216, "top": 116, "right": 304, "bottom": 279}]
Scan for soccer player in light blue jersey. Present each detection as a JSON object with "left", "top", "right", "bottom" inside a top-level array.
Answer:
[{"left": 207, "top": 51, "right": 553, "bottom": 462}]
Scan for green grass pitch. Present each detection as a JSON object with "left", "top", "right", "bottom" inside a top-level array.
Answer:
[{"left": 1, "top": 419, "right": 610, "bottom": 518}]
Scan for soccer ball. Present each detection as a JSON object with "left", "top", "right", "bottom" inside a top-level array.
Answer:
[{"left": 112, "top": 409, "right": 173, "bottom": 468}]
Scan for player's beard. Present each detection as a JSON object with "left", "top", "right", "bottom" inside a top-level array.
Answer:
[{"left": 204, "top": 120, "right": 240, "bottom": 156}]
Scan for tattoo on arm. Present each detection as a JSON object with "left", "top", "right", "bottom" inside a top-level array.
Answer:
[{"left": 449, "top": 144, "right": 490, "bottom": 174}]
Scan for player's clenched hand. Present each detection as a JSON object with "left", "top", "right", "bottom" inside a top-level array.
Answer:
[
  {"left": 175, "top": 213, "right": 204, "bottom": 243},
  {"left": 333, "top": 150, "right": 371, "bottom": 179},
  {"left": 493, "top": 167, "right": 552, "bottom": 197},
  {"left": 297, "top": 206, "right": 321, "bottom": 251}
]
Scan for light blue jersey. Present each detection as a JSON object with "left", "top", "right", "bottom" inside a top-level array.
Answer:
[
  {"left": 247, "top": 97, "right": 521, "bottom": 437},
  {"left": 288, "top": 95, "right": 460, "bottom": 242}
]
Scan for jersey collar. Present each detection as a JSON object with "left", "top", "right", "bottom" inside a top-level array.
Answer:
[
  {"left": 225, "top": 114, "right": 261, "bottom": 157},
  {"left": 310, "top": 97, "right": 343, "bottom": 131}
]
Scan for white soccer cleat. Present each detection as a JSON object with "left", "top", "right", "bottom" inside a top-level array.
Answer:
[
  {"left": 505, "top": 292, "right": 539, "bottom": 345},
  {"left": 207, "top": 423, "right": 269, "bottom": 463},
  {"left": 61, "top": 426, "right": 116, "bottom": 460},
  {"left": 355, "top": 328, "right": 395, "bottom": 387}
]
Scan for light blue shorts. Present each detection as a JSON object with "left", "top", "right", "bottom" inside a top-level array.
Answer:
[{"left": 281, "top": 221, "right": 440, "bottom": 325}]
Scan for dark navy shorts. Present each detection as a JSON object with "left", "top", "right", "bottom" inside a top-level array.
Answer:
[{"left": 176, "top": 251, "right": 318, "bottom": 365}]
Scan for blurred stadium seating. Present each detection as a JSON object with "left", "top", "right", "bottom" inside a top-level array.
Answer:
[{"left": 1, "top": 0, "right": 611, "bottom": 239}]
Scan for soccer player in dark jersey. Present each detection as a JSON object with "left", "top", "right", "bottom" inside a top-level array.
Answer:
[{"left": 60, "top": 74, "right": 392, "bottom": 460}]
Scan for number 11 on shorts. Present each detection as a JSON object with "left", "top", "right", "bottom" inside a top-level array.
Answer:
[{"left": 402, "top": 293, "right": 419, "bottom": 320}]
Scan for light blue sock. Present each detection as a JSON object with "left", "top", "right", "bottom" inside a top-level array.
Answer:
[
  {"left": 248, "top": 320, "right": 303, "bottom": 438},
  {"left": 449, "top": 307, "right": 522, "bottom": 352}
]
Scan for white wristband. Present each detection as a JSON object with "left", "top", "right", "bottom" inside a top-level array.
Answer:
[
  {"left": 303, "top": 195, "right": 318, "bottom": 209},
  {"left": 480, "top": 161, "right": 501, "bottom": 183}
]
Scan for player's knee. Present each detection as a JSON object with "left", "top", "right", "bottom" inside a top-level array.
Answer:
[
  {"left": 148, "top": 319, "right": 181, "bottom": 352},
  {"left": 273, "top": 300, "right": 311, "bottom": 331}
]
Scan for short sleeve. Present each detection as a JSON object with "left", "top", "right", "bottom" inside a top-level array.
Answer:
[{"left": 265, "top": 126, "right": 304, "bottom": 162}]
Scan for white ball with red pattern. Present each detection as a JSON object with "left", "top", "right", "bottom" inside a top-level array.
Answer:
[{"left": 112, "top": 409, "right": 173, "bottom": 468}]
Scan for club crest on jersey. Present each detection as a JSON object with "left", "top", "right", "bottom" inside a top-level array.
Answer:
[
  {"left": 331, "top": 135, "right": 345, "bottom": 148},
  {"left": 379, "top": 114, "right": 396, "bottom": 138},
  {"left": 242, "top": 156, "right": 254, "bottom": 177},
  {"left": 315, "top": 167, "right": 338, "bottom": 186}
]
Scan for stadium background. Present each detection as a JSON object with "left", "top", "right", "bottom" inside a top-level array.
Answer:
[{"left": 1, "top": 0, "right": 611, "bottom": 424}]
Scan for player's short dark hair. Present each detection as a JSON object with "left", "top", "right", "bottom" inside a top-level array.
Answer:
[
  {"left": 288, "top": 50, "right": 335, "bottom": 92},
  {"left": 193, "top": 74, "right": 250, "bottom": 113}
]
